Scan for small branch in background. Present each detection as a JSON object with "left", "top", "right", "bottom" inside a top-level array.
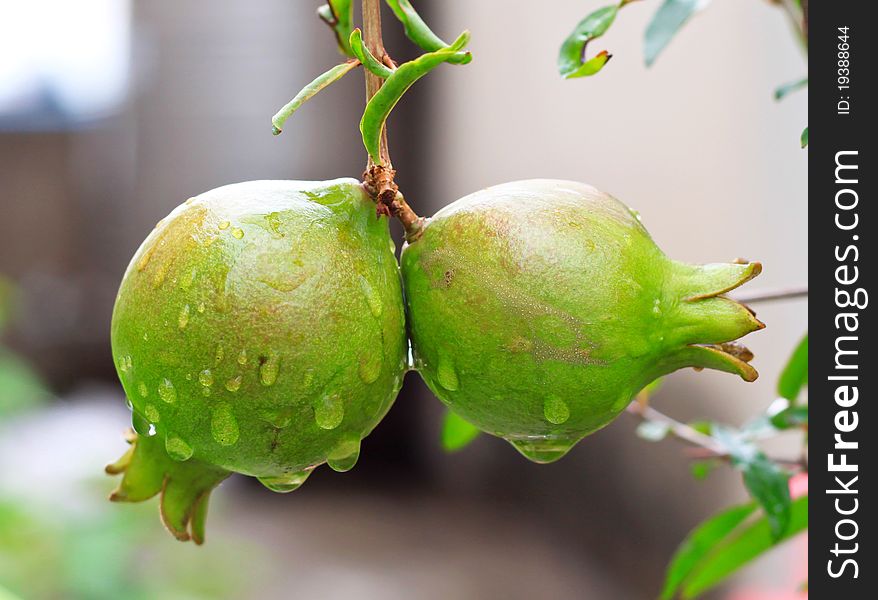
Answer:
[
  {"left": 626, "top": 401, "right": 807, "bottom": 472},
  {"left": 769, "top": 0, "right": 807, "bottom": 45},
  {"left": 729, "top": 285, "right": 807, "bottom": 304}
]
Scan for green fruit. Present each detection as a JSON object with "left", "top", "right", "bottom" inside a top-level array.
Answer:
[
  {"left": 401, "top": 180, "right": 763, "bottom": 463},
  {"left": 108, "top": 178, "right": 406, "bottom": 542}
]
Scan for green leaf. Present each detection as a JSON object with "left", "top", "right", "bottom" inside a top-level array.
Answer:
[
  {"left": 801, "top": 126, "right": 809, "bottom": 148},
  {"left": 681, "top": 495, "right": 808, "bottom": 598},
  {"left": 0, "top": 349, "right": 49, "bottom": 417},
  {"left": 712, "top": 427, "right": 792, "bottom": 540},
  {"left": 360, "top": 31, "right": 470, "bottom": 164},
  {"left": 349, "top": 29, "right": 395, "bottom": 78},
  {"left": 558, "top": 5, "right": 619, "bottom": 79},
  {"left": 774, "top": 77, "right": 808, "bottom": 101},
  {"left": 661, "top": 502, "right": 757, "bottom": 600},
  {"left": 769, "top": 405, "right": 808, "bottom": 430},
  {"left": 778, "top": 335, "right": 808, "bottom": 402},
  {"left": 271, "top": 60, "right": 359, "bottom": 135},
  {"left": 636, "top": 420, "right": 670, "bottom": 441},
  {"left": 441, "top": 409, "right": 481, "bottom": 452},
  {"left": 384, "top": 0, "right": 471, "bottom": 64},
  {"left": 318, "top": 0, "right": 355, "bottom": 57},
  {"left": 690, "top": 460, "right": 717, "bottom": 480},
  {"left": 644, "top": 0, "right": 711, "bottom": 67}
]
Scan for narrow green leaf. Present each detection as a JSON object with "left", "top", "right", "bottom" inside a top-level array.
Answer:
[
  {"left": 384, "top": 0, "right": 471, "bottom": 64},
  {"left": 774, "top": 77, "right": 808, "bottom": 101},
  {"left": 637, "top": 420, "right": 670, "bottom": 441},
  {"left": 682, "top": 495, "right": 808, "bottom": 599},
  {"left": 644, "top": 0, "right": 711, "bottom": 67},
  {"left": 318, "top": 0, "right": 355, "bottom": 57},
  {"left": 350, "top": 29, "right": 395, "bottom": 78},
  {"left": 801, "top": 126, "right": 809, "bottom": 148},
  {"left": 360, "top": 32, "right": 470, "bottom": 164},
  {"left": 558, "top": 5, "right": 619, "bottom": 79},
  {"left": 769, "top": 405, "right": 808, "bottom": 430},
  {"left": 271, "top": 60, "right": 359, "bottom": 135},
  {"left": 661, "top": 502, "right": 757, "bottom": 600},
  {"left": 778, "top": 334, "right": 808, "bottom": 402},
  {"left": 441, "top": 409, "right": 481, "bottom": 452},
  {"left": 712, "top": 427, "right": 792, "bottom": 540}
]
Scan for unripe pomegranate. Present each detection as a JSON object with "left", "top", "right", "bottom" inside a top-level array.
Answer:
[
  {"left": 108, "top": 179, "right": 407, "bottom": 542},
  {"left": 401, "top": 180, "right": 763, "bottom": 463}
]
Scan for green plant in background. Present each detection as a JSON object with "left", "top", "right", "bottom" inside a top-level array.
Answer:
[
  {"left": 105, "top": 2, "right": 807, "bottom": 597},
  {"left": 0, "top": 276, "right": 49, "bottom": 419}
]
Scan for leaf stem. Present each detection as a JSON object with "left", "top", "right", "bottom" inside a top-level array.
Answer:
[{"left": 361, "top": 0, "right": 424, "bottom": 241}]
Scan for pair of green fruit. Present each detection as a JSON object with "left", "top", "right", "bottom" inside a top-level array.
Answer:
[{"left": 108, "top": 178, "right": 763, "bottom": 542}]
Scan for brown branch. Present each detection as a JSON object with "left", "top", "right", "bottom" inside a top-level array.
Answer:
[
  {"left": 361, "top": 0, "right": 424, "bottom": 242},
  {"left": 728, "top": 285, "right": 807, "bottom": 304}
]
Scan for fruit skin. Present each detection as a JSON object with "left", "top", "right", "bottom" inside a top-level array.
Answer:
[
  {"left": 401, "top": 179, "right": 763, "bottom": 463},
  {"left": 109, "top": 178, "right": 407, "bottom": 541}
]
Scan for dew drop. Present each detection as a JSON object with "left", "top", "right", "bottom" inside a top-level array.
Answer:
[
  {"left": 144, "top": 404, "right": 160, "bottom": 423},
  {"left": 215, "top": 344, "right": 225, "bottom": 364},
  {"left": 543, "top": 396, "right": 570, "bottom": 425},
  {"left": 225, "top": 375, "right": 242, "bottom": 392},
  {"left": 136, "top": 244, "right": 156, "bottom": 271},
  {"left": 201, "top": 387, "right": 212, "bottom": 397},
  {"left": 142, "top": 332, "right": 150, "bottom": 342},
  {"left": 152, "top": 263, "right": 168, "bottom": 288},
  {"left": 211, "top": 402, "right": 239, "bottom": 446},
  {"left": 138, "top": 381, "right": 149, "bottom": 398},
  {"left": 258, "top": 469, "right": 312, "bottom": 493},
  {"left": 237, "top": 348, "right": 248, "bottom": 365},
  {"left": 178, "top": 304, "right": 191, "bottom": 329},
  {"left": 436, "top": 355, "right": 459, "bottom": 391},
  {"left": 259, "top": 353, "right": 280, "bottom": 386},
  {"left": 199, "top": 369, "right": 214, "bottom": 387},
  {"left": 359, "top": 276, "right": 383, "bottom": 317},
  {"left": 218, "top": 220, "right": 230, "bottom": 230},
  {"left": 327, "top": 437, "right": 361, "bottom": 472},
  {"left": 358, "top": 352, "right": 382, "bottom": 384},
  {"left": 314, "top": 395, "right": 344, "bottom": 430},
  {"left": 508, "top": 437, "right": 576, "bottom": 464},
  {"left": 148, "top": 423, "right": 157, "bottom": 437},
  {"left": 132, "top": 412, "right": 150, "bottom": 435},
  {"left": 158, "top": 378, "right": 177, "bottom": 404},
  {"left": 179, "top": 268, "right": 197, "bottom": 290},
  {"left": 231, "top": 227, "right": 244, "bottom": 239},
  {"left": 165, "top": 435, "right": 194, "bottom": 461},
  {"left": 118, "top": 355, "right": 132, "bottom": 373},
  {"left": 197, "top": 301, "right": 206, "bottom": 313}
]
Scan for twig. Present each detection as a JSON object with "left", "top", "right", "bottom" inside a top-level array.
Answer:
[
  {"left": 361, "top": 0, "right": 424, "bottom": 241},
  {"left": 626, "top": 401, "right": 806, "bottom": 471},
  {"left": 728, "top": 285, "right": 807, "bottom": 304}
]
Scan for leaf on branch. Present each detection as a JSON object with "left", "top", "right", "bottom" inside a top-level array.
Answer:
[
  {"left": 385, "top": 0, "right": 472, "bottom": 64},
  {"left": 271, "top": 60, "right": 360, "bottom": 135},
  {"left": 644, "top": 0, "right": 712, "bottom": 67},
  {"left": 801, "top": 126, "right": 809, "bottom": 148},
  {"left": 769, "top": 405, "right": 808, "bottom": 430},
  {"left": 558, "top": 5, "right": 620, "bottom": 79},
  {"left": 636, "top": 420, "right": 670, "bottom": 442},
  {"left": 778, "top": 334, "right": 808, "bottom": 403},
  {"left": 350, "top": 29, "right": 395, "bottom": 78},
  {"left": 441, "top": 409, "right": 481, "bottom": 452},
  {"left": 318, "top": 0, "right": 355, "bottom": 57},
  {"left": 677, "top": 495, "right": 808, "bottom": 598},
  {"left": 360, "top": 31, "right": 470, "bottom": 164},
  {"left": 774, "top": 77, "right": 808, "bottom": 101},
  {"left": 712, "top": 426, "right": 792, "bottom": 540}
]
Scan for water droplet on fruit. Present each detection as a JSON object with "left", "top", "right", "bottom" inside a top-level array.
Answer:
[
  {"left": 652, "top": 298, "right": 662, "bottom": 317},
  {"left": 132, "top": 412, "right": 150, "bottom": 435},
  {"left": 152, "top": 263, "right": 167, "bottom": 288},
  {"left": 225, "top": 375, "right": 242, "bottom": 392},
  {"left": 197, "top": 301, "right": 206, "bottom": 313},
  {"left": 436, "top": 355, "right": 459, "bottom": 391},
  {"left": 508, "top": 437, "right": 576, "bottom": 464},
  {"left": 144, "top": 404, "right": 160, "bottom": 422},
  {"left": 259, "top": 353, "right": 280, "bottom": 386},
  {"left": 218, "top": 220, "right": 230, "bottom": 230},
  {"left": 118, "top": 355, "right": 133, "bottom": 373},
  {"left": 148, "top": 423, "right": 157, "bottom": 437},
  {"left": 327, "top": 437, "right": 361, "bottom": 472},
  {"left": 543, "top": 396, "right": 570, "bottom": 425},
  {"left": 142, "top": 332, "right": 149, "bottom": 342},
  {"left": 314, "top": 395, "right": 344, "bottom": 430},
  {"left": 237, "top": 348, "right": 248, "bottom": 365},
  {"left": 158, "top": 378, "right": 177, "bottom": 404},
  {"left": 231, "top": 227, "right": 244, "bottom": 239},
  {"left": 215, "top": 344, "right": 224, "bottom": 364},
  {"left": 258, "top": 469, "right": 312, "bottom": 493},
  {"left": 264, "top": 212, "right": 284, "bottom": 238},
  {"left": 136, "top": 245, "right": 156, "bottom": 271},
  {"left": 199, "top": 369, "right": 214, "bottom": 387},
  {"left": 180, "top": 268, "right": 197, "bottom": 290},
  {"left": 165, "top": 435, "right": 194, "bottom": 461},
  {"left": 359, "top": 276, "right": 383, "bottom": 317},
  {"left": 358, "top": 352, "right": 382, "bottom": 384},
  {"left": 138, "top": 381, "right": 149, "bottom": 397},
  {"left": 211, "top": 402, "right": 239, "bottom": 446},
  {"left": 178, "top": 304, "right": 191, "bottom": 329}
]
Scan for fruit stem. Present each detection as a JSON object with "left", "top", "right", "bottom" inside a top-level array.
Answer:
[{"left": 361, "top": 0, "right": 423, "bottom": 240}]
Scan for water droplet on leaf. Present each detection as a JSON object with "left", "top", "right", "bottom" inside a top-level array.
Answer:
[
  {"left": 358, "top": 352, "right": 382, "bottom": 384},
  {"left": 158, "top": 378, "right": 177, "bottom": 404},
  {"left": 508, "top": 437, "right": 576, "bottom": 464},
  {"left": 436, "top": 355, "right": 459, "bottom": 391},
  {"left": 211, "top": 402, "right": 239, "bottom": 446},
  {"left": 258, "top": 469, "right": 312, "bottom": 493},
  {"left": 165, "top": 435, "right": 194, "bottom": 461},
  {"left": 231, "top": 227, "right": 244, "bottom": 239},
  {"left": 199, "top": 369, "right": 214, "bottom": 387},
  {"left": 144, "top": 404, "right": 160, "bottom": 422},
  {"left": 327, "top": 437, "right": 361, "bottom": 472},
  {"left": 259, "top": 353, "right": 280, "bottom": 386},
  {"left": 314, "top": 395, "right": 344, "bottom": 430},
  {"left": 225, "top": 375, "right": 242, "bottom": 392},
  {"left": 543, "top": 396, "right": 570, "bottom": 425},
  {"left": 178, "top": 304, "right": 191, "bottom": 329}
]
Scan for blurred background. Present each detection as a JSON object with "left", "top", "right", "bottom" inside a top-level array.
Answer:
[{"left": 1, "top": 1, "right": 806, "bottom": 598}]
